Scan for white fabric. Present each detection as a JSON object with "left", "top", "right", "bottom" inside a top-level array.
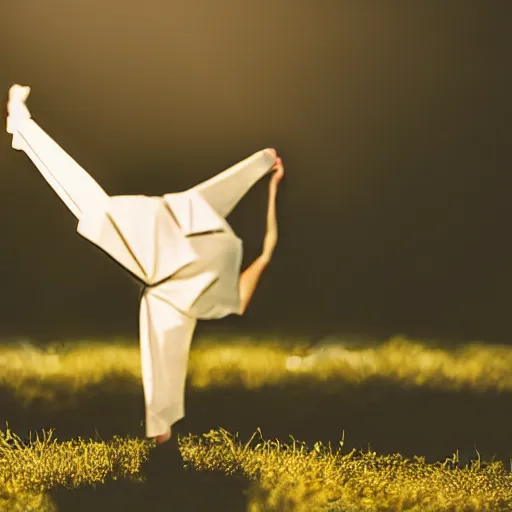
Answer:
[
  {"left": 7, "top": 86, "right": 109, "bottom": 219},
  {"left": 192, "top": 150, "right": 276, "bottom": 218},
  {"left": 6, "top": 84, "right": 275, "bottom": 437},
  {"left": 139, "top": 293, "right": 197, "bottom": 437}
]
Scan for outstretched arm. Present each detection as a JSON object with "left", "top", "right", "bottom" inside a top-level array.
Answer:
[{"left": 238, "top": 157, "right": 285, "bottom": 315}]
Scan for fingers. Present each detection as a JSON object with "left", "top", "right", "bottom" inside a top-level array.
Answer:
[
  {"left": 272, "top": 159, "right": 284, "bottom": 181},
  {"left": 269, "top": 152, "right": 285, "bottom": 184},
  {"left": 271, "top": 158, "right": 284, "bottom": 172}
]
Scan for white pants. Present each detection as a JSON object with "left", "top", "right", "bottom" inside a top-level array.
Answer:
[{"left": 139, "top": 293, "right": 196, "bottom": 437}]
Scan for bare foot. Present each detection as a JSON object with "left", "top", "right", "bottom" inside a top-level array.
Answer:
[{"left": 154, "top": 427, "right": 172, "bottom": 445}]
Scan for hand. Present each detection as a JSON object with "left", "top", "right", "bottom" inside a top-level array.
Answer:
[
  {"left": 270, "top": 157, "right": 285, "bottom": 188},
  {"left": 6, "top": 84, "right": 32, "bottom": 135}
]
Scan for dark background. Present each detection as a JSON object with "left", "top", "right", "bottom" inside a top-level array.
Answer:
[{"left": 1, "top": 1, "right": 511, "bottom": 343}]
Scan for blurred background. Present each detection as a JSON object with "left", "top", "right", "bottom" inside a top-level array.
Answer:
[{"left": 0, "top": 0, "right": 511, "bottom": 343}]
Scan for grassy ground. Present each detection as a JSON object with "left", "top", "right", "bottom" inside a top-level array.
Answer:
[
  {"left": 180, "top": 428, "right": 512, "bottom": 511},
  {"left": 1, "top": 336, "right": 512, "bottom": 403},
  {"left": 0, "top": 336, "right": 512, "bottom": 511},
  {"left": 0, "top": 427, "right": 152, "bottom": 511}
]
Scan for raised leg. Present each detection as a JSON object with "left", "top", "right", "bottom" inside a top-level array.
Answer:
[
  {"left": 139, "top": 290, "right": 197, "bottom": 438},
  {"left": 6, "top": 84, "right": 109, "bottom": 220},
  {"left": 190, "top": 148, "right": 277, "bottom": 218}
]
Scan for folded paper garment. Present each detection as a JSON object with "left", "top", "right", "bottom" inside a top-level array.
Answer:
[
  {"left": 7, "top": 84, "right": 276, "bottom": 437},
  {"left": 77, "top": 190, "right": 244, "bottom": 320}
]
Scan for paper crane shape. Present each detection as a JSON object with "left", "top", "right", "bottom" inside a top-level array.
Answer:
[{"left": 7, "top": 84, "right": 276, "bottom": 437}]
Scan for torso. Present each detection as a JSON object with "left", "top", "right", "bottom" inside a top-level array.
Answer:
[{"left": 171, "top": 225, "right": 243, "bottom": 319}]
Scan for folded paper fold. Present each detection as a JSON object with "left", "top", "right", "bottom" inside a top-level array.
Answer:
[{"left": 7, "top": 84, "right": 275, "bottom": 437}]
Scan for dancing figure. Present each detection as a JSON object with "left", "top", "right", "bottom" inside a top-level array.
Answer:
[{"left": 6, "top": 84, "right": 284, "bottom": 443}]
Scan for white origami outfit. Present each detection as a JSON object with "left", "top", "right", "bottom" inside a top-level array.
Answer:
[{"left": 7, "top": 85, "right": 275, "bottom": 437}]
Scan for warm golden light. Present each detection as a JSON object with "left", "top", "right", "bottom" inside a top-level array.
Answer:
[
  {"left": 1, "top": 336, "right": 512, "bottom": 404},
  {"left": 180, "top": 428, "right": 512, "bottom": 511}
]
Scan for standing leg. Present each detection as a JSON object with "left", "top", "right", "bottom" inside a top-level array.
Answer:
[
  {"left": 190, "top": 148, "right": 277, "bottom": 218},
  {"left": 139, "top": 290, "right": 197, "bottom": 439},
  {"left": 6, "top": 84, "right": 109, "bottom": 220}
]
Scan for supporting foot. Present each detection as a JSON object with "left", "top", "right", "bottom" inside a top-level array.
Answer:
[{"left": 154, "top": 427, "right": 172, "bottom": 445}]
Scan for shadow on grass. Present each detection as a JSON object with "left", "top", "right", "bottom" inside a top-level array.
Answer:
[
  {"left": 50, "top": 445, "right": 248, "bottom": 512},
  {"left": 1, "top": 375, "right": 512, "bottom": 511}
]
